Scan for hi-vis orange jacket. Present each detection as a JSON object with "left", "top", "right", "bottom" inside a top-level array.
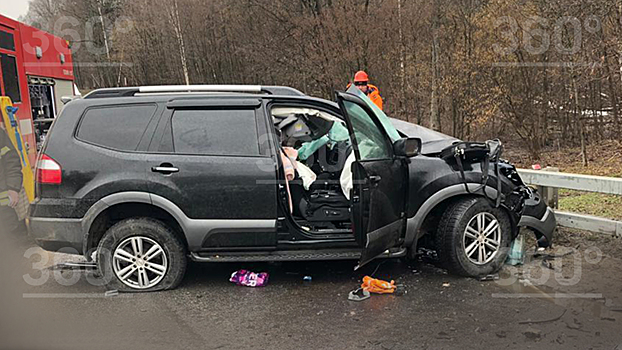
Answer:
[
  {"left": 365, "top": 84, "right": 383, "bottom": 110},
  {"left": 347, "top": 84, "right": 384, "bottom": 110}
]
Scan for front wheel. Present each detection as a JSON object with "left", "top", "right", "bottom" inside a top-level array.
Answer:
[
  {"left": 435, "top": 197, "right": 512, "bottom": 277},
  {"left": 97, "top": 218, "right": 187, "bottom": 292}
]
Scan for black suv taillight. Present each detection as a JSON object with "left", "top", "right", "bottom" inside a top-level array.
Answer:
[{"left": 36, "top": 154, "right": 62, "bottom": 184}]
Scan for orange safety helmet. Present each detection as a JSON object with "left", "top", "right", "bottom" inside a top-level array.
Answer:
[{"left": 353, "top": 71, "right": 369, "bottom": 83}]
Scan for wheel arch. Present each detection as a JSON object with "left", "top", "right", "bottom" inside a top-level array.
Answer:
[
  {"left": 82, "top": 192, "right": 189, "bottom": 258},
  {"left": 405, "top": 183, "right": 516, "bottom": 248}
]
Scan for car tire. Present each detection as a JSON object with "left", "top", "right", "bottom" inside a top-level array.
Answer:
[
  {"left": 96, "top": 218, "right": 187, "bottom": 292},
  {"left": 435, "top": 197, "right": 512, "bottom": 277}
]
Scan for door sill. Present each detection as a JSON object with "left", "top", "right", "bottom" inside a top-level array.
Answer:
[{"left": 190, "top": 247, "right": 406, "bottom": 263}]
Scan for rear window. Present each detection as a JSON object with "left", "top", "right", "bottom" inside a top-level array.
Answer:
[
  {"left": 77, "top": 104, "right": 157, "bottom": 151},
  {"left": 1, "top": 53, "right": 21, "bottom": 103},
  {"left": 171, "top": 109, "right": 259, "bottom": 156}
]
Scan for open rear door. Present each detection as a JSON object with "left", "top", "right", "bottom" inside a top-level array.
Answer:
[{"left": 336, "top": 91, "right": 408, "bottom": 269}]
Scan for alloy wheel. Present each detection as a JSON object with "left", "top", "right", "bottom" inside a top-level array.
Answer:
[
  {"left": 462, "top": 212, "right": 502, "bottom": 265},
  {"left": 112, "top": 236, "right": 168, "bottom": 289}
]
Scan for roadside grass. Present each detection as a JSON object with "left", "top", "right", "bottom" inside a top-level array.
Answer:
[
  {"left": 504, "top": 139, "right": 622, "bottom": 220},
  {"left": 558, "top": 189, "right": 622, "bottom": 221}
]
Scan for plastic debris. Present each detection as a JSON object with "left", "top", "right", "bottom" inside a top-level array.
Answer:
[
  {"left": 442, "top": 282, "right": 451, "bottom": 287},
  {"left": 478, "top": 274, "right": 499, "bottom": 282},
  {"left": 506, "top": 232, "right": 526, "bottom": 266},
  {"left": 303, "top": 276, "right": 312, "bottom": 282},
  {"left": 229, "top": 270, "right": 269, "bottom": 287},
  {"left": 361, "top": 276, "right": 396, "bottom": 294},
  {"left": 348, "top": 288, "right": 371, "bottom": 302}
]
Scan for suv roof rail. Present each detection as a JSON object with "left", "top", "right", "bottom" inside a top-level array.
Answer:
[{"left": 83, "top": 85, "right": 306, "bottom": 99}]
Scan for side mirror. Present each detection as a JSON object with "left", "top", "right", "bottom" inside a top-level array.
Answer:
[
  {"left": 393, "top": 137, "right": 422, "bottom": 157},
  {"left": 61, "top": 96, "right": 75, "bottom": 105}
]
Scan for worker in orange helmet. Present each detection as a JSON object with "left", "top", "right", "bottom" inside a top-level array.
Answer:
[{"left": 349, "top": 71, "right": 384, "bottom": 110}]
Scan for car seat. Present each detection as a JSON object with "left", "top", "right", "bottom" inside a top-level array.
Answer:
[{"left": 290, "top": 142, "right": 353, "bottom": 225}]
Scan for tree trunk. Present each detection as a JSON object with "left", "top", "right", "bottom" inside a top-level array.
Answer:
[
  {"left": 397, "top": 0, "right": 407, "bottom": 117},
  {"left": 170, "top": 0, "right": 190, "bottom": 85},
  {"left": 430, "top": 4, "right": 441, "bottom": 131},
  {"left": 571, "top": 68, "right": 588, "bottom": 167},
  {"left": 602, "top": 34, "right": 620, "bottom": 139}
]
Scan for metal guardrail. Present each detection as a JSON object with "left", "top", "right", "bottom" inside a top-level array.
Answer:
[
  {"left": 517, "top": 169, "right": 622, "bottom": 195},
  {"left": 517, "top": 169, "right": 622, "bottom": 238}
]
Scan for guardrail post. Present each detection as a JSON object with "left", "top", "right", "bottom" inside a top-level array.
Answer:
[{"left": 537, "top": 167, "right": 559, "bottom": 209}]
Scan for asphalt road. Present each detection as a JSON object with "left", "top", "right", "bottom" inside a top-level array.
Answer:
[{"left": 1, "top": 228, "right": 621, "bottom": 350}]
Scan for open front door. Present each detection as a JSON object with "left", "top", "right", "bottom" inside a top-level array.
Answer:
[{"left": 336, "top": 91, "right": 408, "bottom": 269}]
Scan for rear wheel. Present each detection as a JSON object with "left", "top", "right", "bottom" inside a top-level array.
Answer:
[
  {"left": 435, "top": 197, "right": 512, "bottom": 277},
  {"left": 97, "top": 218, "right": 187, "bottom": 292}
]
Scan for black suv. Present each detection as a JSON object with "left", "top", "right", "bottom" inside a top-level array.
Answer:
[{"left": 28, "top": 84, "right": 555, "bottom": 291}]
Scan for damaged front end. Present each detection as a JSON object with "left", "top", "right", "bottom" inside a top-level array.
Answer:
[
  {"left": 390, "top": 118, "right": 556, "bottom": 249},
  {"left": 500, "top": 162, "right": 556, "bottom": 247},
  {"left": 519, "top": 187, "right": 556, "bottom": 247}
]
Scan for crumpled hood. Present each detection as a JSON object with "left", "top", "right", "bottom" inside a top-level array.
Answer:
[{"left": 390, "top": 118, "right": 460, "bottom": 155}]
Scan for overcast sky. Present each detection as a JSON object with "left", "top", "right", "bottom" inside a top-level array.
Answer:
[{"left": 0, "top": 0, "right": 30, "bottom": 21}]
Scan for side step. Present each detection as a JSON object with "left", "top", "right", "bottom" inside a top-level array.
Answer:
[{"left": 190, "top": 248, "right": 406, "bottom": 263}]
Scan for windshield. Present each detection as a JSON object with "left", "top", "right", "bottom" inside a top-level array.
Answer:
[{"left": 345, "top": 84, "right": 401, "bottom": 142}]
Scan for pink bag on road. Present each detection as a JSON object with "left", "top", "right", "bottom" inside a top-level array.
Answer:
[{"left": 229, "top": 270, "right": 269, "bottom": 287}]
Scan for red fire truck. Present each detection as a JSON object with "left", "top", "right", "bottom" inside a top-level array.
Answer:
[{"left": 0, "top": 14, "right": 76, "bottom": 166}]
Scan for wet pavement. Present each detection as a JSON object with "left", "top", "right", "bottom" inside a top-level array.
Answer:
[{"left": 1, "top": 229, "right": 622, "bottom": 350}]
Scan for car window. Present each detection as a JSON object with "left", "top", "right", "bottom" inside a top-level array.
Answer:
[
  {"left": 171, "top": 109, "right": 259, "bottom": 156},
  {"left": 77, "top": 104, "right": 157, "bottom": 151},
  {"left": 346, "top": 84, "right": 401, "bottom": 142},
  {"left": 343, "top": 100, "right": 392, "bottom": 160}
]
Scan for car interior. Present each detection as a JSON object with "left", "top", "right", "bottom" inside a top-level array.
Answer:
[{"left": 271, "top": 106, "right": 355, "bottom": 233}]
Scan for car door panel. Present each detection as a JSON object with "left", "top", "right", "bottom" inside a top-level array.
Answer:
[
  {"left": 146, "top": 103, "right": 278, "bottom": 250},
  {"left": 337, "top": 91, "right": 408, "bottom": 268}
]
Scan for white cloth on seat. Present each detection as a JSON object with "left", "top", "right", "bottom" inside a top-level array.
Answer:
[
  {"left": 295, "top": 161, "right": 317, "bottom": 191},
  {"left": 340, "top": 153, "right": 356, "bottom": 200}
]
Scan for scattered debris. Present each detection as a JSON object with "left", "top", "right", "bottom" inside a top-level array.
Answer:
[
  {"left": 534, "top": 250, "right": 574, "bottom": 260},
  {"left": 506, "top": 233, "right": 525, "bottom": 266},
  {"left": 362, "top": 276, "right": 396, "bottom": 294},
  {"left": 104, "top": 290, "right": 118, "bottom": 297},
  {"left": 393, "top": 284, "right": 407, "bottom": 296},
  {"left": 478, "top": 274, "right": 499, "bottom": 282},
  {"left": 495, "top": 331, "right": 507, "bottom": 338},
  {"left": 442, "top": 283, "right": 451, "bottom": 288},
  {"left": 50, "top": 261, "right": 98, "bottom": 271},
  {"left": 519, "top": 309, "right": 567, "bottom": 324},
  {"left": 417, "top": 248, "right": 438, "bottom": 263},
  {"left": 523, "top": 327, "right": 542, "bottom": 340},
  {"left": 348, "top": 288, "right": 371, "bottom": 302},
  {"left": 229, "top": 270, "right": 269, "bottom": 287},
  {"left": 542, "top": 260, "right": 555, "bottom": 270}
]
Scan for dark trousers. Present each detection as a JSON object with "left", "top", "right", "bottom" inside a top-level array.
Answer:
[{"left": 0, "top": 206, "right": 19, "bottom": 234}]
